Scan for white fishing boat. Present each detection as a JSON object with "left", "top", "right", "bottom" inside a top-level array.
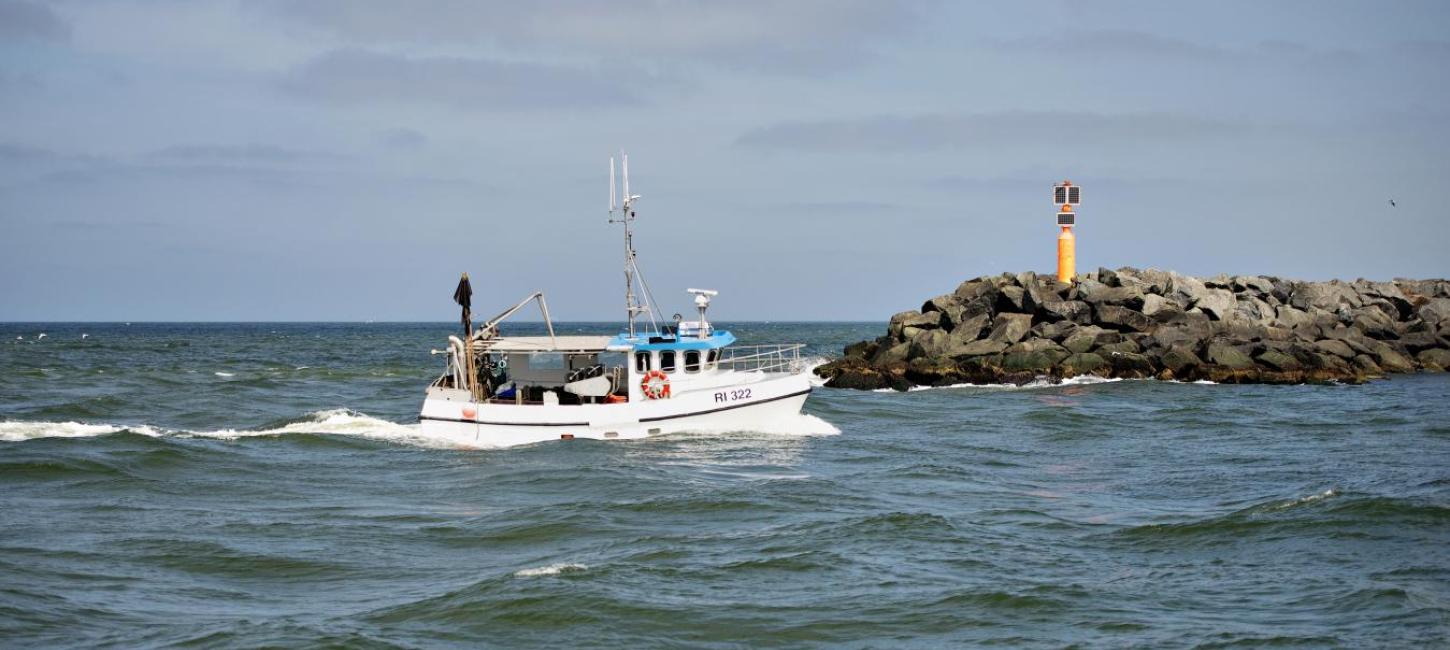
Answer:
[{"left": 417, "top": 155, "right": 814, "bottom": 448}]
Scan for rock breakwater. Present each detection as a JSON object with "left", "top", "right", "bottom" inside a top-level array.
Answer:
[{"left": 816, "top": 268, "right": 1450, "bottom": 390}]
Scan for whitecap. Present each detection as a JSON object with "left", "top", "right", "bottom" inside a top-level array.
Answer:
[
  {"left": 514, "top": 563, "right": 587, "bottom": 577},
  {"left": 1262, "top": 488, "right": 1339, "bottom": 512},
  {"left": 214, "top": 372, "right": 235, "bottom": 378},
  {"left": 0, "top": 421, "right": 161, "bottom": 442}
]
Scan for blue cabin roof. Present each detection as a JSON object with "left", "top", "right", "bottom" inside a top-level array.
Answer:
[{"left": 606, "top": 330, "right": 735, "bottom": 352}]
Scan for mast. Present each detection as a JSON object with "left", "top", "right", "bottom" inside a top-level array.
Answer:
[{"left": 609, "top": 153, "right": 649, "bottom": 337}]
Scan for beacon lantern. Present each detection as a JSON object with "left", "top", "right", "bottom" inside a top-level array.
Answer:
[{"left": 1052, "top": 181, "right": 1080, "bottom": 283}]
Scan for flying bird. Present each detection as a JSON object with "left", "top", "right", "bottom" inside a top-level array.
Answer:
[{"left": 1389, "top": 199, "right": 1396, "bottom": 207}]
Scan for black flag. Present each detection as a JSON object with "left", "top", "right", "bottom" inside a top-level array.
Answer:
[{"left": 453, "top": 273, "right": 472, "bottom": 335}]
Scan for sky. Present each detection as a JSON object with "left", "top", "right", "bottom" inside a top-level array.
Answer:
[{"left": 1, "top": 0, "right": 1447, "bottom": 321}]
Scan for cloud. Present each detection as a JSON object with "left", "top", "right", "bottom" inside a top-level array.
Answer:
[
  {"left": 254, "top": 0, "right": 924, "bottom": 73},
  {"left": 378, "top": 127, "right": 427, "bottom": 151},
  {"left": 279, "top": 49, "right": 640, "bottom": 109},
  {"left": 994, "top": 29, "right": 1227, "bottom": 62},
  {"left": 0, "top": 142, "right": 65, "bottom": 163},
  {"left": 995, "top": 29, "right": 1366, "bottom": 68},
  {"left": 736, "top": 111, "right": 1242, "bottom": 153},
  {"left": 0, "top": 0, "right": 68, "bottom": 41},
  {"left": 146, "top": 144, "right": 342, "bottom": 164}
]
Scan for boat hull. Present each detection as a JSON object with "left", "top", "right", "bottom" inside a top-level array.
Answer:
[{"left": 418, "top": 372, "right": 812, "bottom": 448}]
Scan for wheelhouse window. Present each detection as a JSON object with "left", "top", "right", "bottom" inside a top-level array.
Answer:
[
  {"left": 635, "top": 352, "right": 650, "bottom": 373},
  {"left": 660, "top": 350, "right": 677, "bottom": 372},
  {"left": 684, "top": 350, "right": 701, "bottom": 372}
]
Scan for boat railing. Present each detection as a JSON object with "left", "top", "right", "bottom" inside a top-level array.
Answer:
[{"left": 716, "top": 344, "right": 806, "bottom": 374}]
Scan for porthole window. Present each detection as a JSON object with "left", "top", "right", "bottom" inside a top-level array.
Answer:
[
  {"left": 635, "top": 352, "right": 650, "bottom": 373},
  {"left": 660, "top": 350, "right": 677, "bottom": 372},
  {"left": 684, "top": 350, "right": 700, "bottom": 372}
]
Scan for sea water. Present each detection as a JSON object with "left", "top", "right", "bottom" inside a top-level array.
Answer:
[{"left": 1, "top": 322, "right": 1447, "bottom": 647}]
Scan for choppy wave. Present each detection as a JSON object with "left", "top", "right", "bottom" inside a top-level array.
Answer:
[
  {"left": 513, "top": 563, "right": 587, "bottom": 577},
  {"left": 1114, "top": 489, "right": 1450, "bottom": 548}
]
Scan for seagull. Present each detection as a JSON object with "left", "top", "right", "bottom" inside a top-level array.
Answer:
[
  {"left": 1389, "top": 199, "right": 1396, "bottom": 207},
  {"left": 37, "top": 333, "right": 47, "bottom": 340},
  {"left": 81, "top": 333, "right": 90, "bottom": 340}
]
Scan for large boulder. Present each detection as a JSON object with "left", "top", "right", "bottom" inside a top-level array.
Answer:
[
  {"left": 817, "top": 358, "right": 888, "bottom": 390},
  {"left": 1080, "top": 285, "right": 1145, "bottom": 309},
  {"left": 921, "top": 293, "right": 960, "bottom": 315},
  {"left": 1160, "top": 344, "right": 1203, "bottom": 374},
  {"left": 1290, "top": 281, "right": 1363, "bottom": 312},
  {"left": 889, "top": 310, "right": 940, "bottom": 338},
  {"left": 1351, "top": 307, "right": 1401, "bottom": 340},
  {"left": 1140, "top": 293, "right": 1172, "bottom": 318},
  {"left": 1059, "top": 352, "right": 1108, "bottom": 376},
  {"left": 1233, "top": 275, "right": 1276, "bottom": 296},
  {"left": 1365, "top": 340, "right": 1414, "bottom": 373},
  {"left": 1256, "top": 349, "right": 1303, "bottom": 371},
  {"left": 1097, "top": 340, "right": 1142, "bottom": 355},
  {"left": 1206, "top": 341, "right": 1256, "bottom": 369},
  {"left": 950, "top": 338, "right": 1008, "bottom": 358},
  {"left": 1312, "top": 339, "right": 1356, "bottom": 359},
  {"left": 1233, "top": 296, "right": 1276, "bottom": 325},
  {"left": 1070, "top": 278, "right": 1108, "bottom": 302},
  {"left": 1150, "top": 321, "right": 1210, "bottom": 351},
  {"left": 1032, "top": 320, "right": 1077, "bottom": 341},
  {"left": 1061, "top": 325, "right": 1113, "bottom": 353},
  {"left": 1274, "top": 305, "right": 1316, "bottom": 330},
  {"left": 1416, "top": 298, "right": 1450, "bottom": 327},
  {"left": 1040, "top": 299, "right": 1092, "bottom": 323},
  {"left": 1107, "top": 352, "right": 1157, "bottom": 378},
  {"left": 1169, "top": 273, "right": 1209, "bottom": 307},
  {"left": 1351, "top": 355, "right": 1383, "bottom": 377},
  {"left": 996, "top": 285, "right": 1031, "bottom": 313},
  {"left": 1196, "top": 288, "right": 1237, "bottom": 321},
  {"left": 987, "top": 313, "right": 1033, "bottom": 344},
  {"left": 1096, "top": 305, "right": 1152, "bottom": 332},
  {"left": 909, "top": 328, "right": 950, "bottom": 358},
  {"left": 1355, "top": 280, "right": 1414, "bottom": 318},
  {"left": 1124, "top": 267, "right": 1172, "bottom": 294},
  {"left": 872, "top": 341, "right": 911, "bottom": 365},
  {"left": 1398, "top": 331, "right": 1444, "bottom": 354},
  {"left": 906, "top": 356, "right": 965, "bottom": 386},
  {"left": 1001, "top": 340, "right": 1070, "bottom": 372},
  {"left": 1417, "top": 348, "right": 1450, "bottom": 371},
  {"left": 949, "top": 313, "right": 991, "bottom": 342}
]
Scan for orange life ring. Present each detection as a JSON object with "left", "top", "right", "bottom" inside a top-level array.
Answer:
[{"left": 640, "top": 370, "right": 671, "bottom": 399}]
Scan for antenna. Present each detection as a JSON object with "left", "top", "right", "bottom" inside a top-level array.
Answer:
[{"left": 608, "top": 151, "right": 654, "bottom": 337}]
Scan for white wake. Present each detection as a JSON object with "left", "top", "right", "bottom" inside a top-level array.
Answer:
[{"left": 0, "top": 410, "right": 444, "bottom": 447}]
